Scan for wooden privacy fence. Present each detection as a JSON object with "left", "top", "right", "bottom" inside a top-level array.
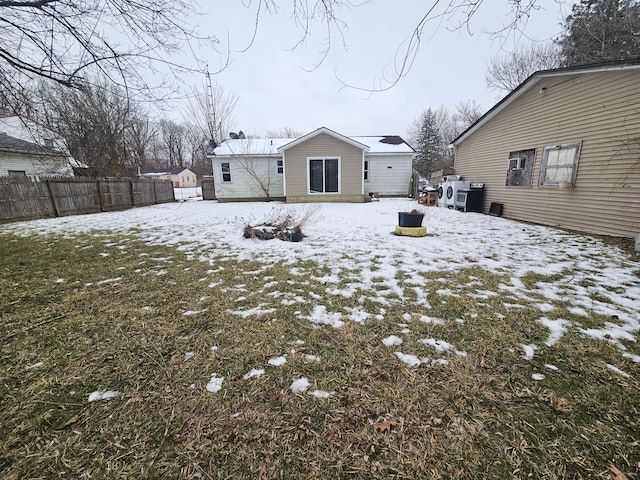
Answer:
[{"left": 0, "top": 177, "right": 175, "bottom": 223}]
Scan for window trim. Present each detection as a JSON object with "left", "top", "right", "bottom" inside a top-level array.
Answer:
[
  {"left": 221, "top": 162, "right": 231, "bottom": 182},
  {"left": 539, "top": 141, "right": 582, "bottom": 187},
  {"left": 276, "top": 159, "right": 284, "bottom": 174},
  {"left": 363, "top": 160, "right": 369, "bottom": 182},
  {"left": 307, "top": 156, "right": 341, "bottom": 194}
]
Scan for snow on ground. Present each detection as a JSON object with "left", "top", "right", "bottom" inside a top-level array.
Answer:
[{"left": 3, "top": 198, "right": 639, "bottom": 392}]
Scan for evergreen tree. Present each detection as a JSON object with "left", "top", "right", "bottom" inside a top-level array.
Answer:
[
  {"left": 558, "top": 0, "right": 640, "bottom": 66},
  {"left": 414, "top": 109, "right": 444, "bottom": 176}
]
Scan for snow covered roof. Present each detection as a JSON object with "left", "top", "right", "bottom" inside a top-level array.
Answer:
[
  {"left": 212, "top": 130, "right": 415, "bottom": 156},
  {"left": 142, "top": 168, "right": 192, "bottom": 175}
]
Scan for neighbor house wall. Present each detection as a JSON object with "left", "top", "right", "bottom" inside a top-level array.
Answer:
[
  {"left": 283, "top": 132, "right": 364, "bottom": 201},
  {"left": 364, "top": 154, "right": 413, "bottom": 197},
  {"left": 0, "top": 151, "right": 72, "bottom": 177},
  {"left": 212, "top": 156, "right": 284, "bottom": 201},
  {"left": 454, "top": 69, "right": 640, "bottom": 238}
]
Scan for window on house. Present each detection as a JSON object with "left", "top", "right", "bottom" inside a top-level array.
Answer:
[
  {"left": 309, "top": 157, "right": 339, "bottom": 193},
  {"left": 44, "top": 139, "right": 54, "bottom": 148},
  {"left": 277, "top": 159, "right": 283, "bottom": 174},
  {"left": 221, "top": 162, "right": 231, "bottom": 182},
  {"left": 539, "top": 142, "right": 582, "bottom": 186},
  {"left": 8, "top": 170, "right": 27, "bottom": 177},
  {"left": 505, "top": 149, "right": 535, "bottom": 187},
  {"left": 364, "top": 160, "right": 369, "bottom": 181}
]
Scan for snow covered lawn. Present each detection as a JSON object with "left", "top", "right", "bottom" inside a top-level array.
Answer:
[{"left": 1, "top": 198, "right": 639, "bottom": 478}]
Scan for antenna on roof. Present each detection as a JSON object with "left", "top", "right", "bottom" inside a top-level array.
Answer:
[{"left": 205, "top": 65, "right": 217, "bottom": 145}]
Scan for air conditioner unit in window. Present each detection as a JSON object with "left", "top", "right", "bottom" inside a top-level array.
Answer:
[{"left": 509, "top": 157, "right": 526, "bottom": 170}]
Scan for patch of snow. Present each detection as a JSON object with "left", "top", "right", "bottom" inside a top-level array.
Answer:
[
  {"left": 88, "top": 390, "right": 120, "bottom": 402},
  {"left": 537, "top": 317, "right": 572, "bottom": 346},
  {"left": 304, "top": 305, "right": 344, "bottom": 328},
  {"left": 184, "top": 352, "right": 194, "bottom": 361},
  {"left": 382, "top": 335, "right": 403, "bottom": 347},
  {"left": 520, "top": 344, "right": 538, "bottom": 361},
  {"left": 206, "top": 375, "right": 224, "bottom": 393},
  {"left": 544, "top": 364, "right": 559, "bottom": 371},
  {"left": 26, "top": 361, "right": 43, "bottom": 369},
  {"left": 243, "top": 369, "right": 265, "bottom": 380},
  {"left": 418, "top": 315, "right": 445, "bottom": 325},
  {"left": 605, "top": 364, "right": 630, "bottom": 378},
  {"left": 394, "top": 352, "right": 424, "bottom": 368},
  {"left": 531, "top": 373, "right": 545, "bottom": 381},
  {"left": 183, "top": 309, "right": 207, "bottom": 316},
  {"left": 309, "top": 390, "right": 334, "bottom": 398},
  {"left": 290, "top": 377, "right": 310, "bottom": 392},
  {"left": 232, "top": 304, "right": 276, "bottom": 319},
  {"left": 623, "top": 352, "right": 640, "bottom": 363},
  {"left": 304, "top": 354, "right": 321, "bottom": 363},
  {"left": 268, "top": 356, "right": 287, "bottom": 366}
]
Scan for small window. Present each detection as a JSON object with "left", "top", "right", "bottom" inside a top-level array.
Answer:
[
  {"left": 364, "top": 160, "right": 369, "bottom": 181},
  {"left": 539, "top": 142, "right": 582, "bottom": 186},
  {"left": 44, "top": 139, "right": 54, "bottom": 148},
  {"left": 277, "top": 159, "right": 283, "bottom": 174},
  {"left": 221, "top": 162, "right": 231, "bottom": 182},
  {"left": 8, "top": 170, "right": 27, "bottom": 177},
  {"left": 506, "top": 149, "right": 535, "bottom": 187}
]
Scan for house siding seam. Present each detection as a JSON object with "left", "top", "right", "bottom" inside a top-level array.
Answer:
[
  {"left": 454, "top": 69, "right": 640, "bottom": 238},
  {"left": 284, "top": 133, "right": 363, "bottom": 197}
]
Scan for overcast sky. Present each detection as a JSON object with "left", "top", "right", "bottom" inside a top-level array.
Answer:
[{"left": 178, "top": 1, "right": 571, "bottom": 140}]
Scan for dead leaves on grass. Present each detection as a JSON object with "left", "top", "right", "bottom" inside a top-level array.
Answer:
[
  {"left": 608, "top": 465, "right": 628, "bottom": 480},
  {"left": 374, "top": 418, "right": 397, "bottom": 434}
]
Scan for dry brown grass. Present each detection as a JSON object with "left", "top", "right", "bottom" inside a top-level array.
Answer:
[{"left": 0, "top": 232, "right": 638, "bottom": 479}]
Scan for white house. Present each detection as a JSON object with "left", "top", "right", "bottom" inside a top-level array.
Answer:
[
  {"left": 0, "top": 113, "right": 76, "bottom": 177},
  {"left": 209, "top": 127, "right": 415, "bottom": 202},
  {"left": 141, "top": 168, "right": 198, "bottom": 188}
]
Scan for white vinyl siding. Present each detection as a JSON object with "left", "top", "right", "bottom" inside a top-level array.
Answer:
[
  {"left": 363, "top": 155, "right": 413, "bottom": 196},
  {"left": 0, "top": 151, "right": 72, "bottom": 177},
  {"left": 212, "top": 156, "right": 284, "bottom": 200}
]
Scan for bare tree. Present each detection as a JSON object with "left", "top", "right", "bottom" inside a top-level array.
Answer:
[
  {"left": 265, "top": 127, "right": 303, "bottom": 138},
  {"left": 486, "top": 43, "right": 563, "bottom": 94},
  {"left": 158, "top": 120, "right": 188, "bottom": 169},
  {"left": 0, "top": 0, "right": 223, "bottom": 112},
  {"left": 184, "top": 82, "right": 238, "bottom": 146},
  {"left": 38, "top": 79, "right": 144, "bottom": 177}
]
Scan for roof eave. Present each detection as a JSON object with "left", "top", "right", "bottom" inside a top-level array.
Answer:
[
  {"left": 452, "top": 60, "right": 640, "bottom": 147},
  {"left": 277, "top": 127, "right": 371, "bottom": 153}
]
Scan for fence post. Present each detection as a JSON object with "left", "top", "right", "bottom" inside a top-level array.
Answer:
[
  {"left": 97, "top": 180, "right": 105, "bottom": 212},
  {"left": 129, "top": 179, "right": 135, "bottom": 207},
  {"left": 153, "top": 181, "right": 158, "bottom": 204},
  {"left": 45, "top": 179, "right": 61, "bottom": 217}
]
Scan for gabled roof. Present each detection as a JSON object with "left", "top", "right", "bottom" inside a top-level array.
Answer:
[
  {"left": 211, "top": 128, "right": 415, "bottom": 156},
  {"left": 277, "top": 127, "right": 370, "bottom": 153},
  {"left": 452, "top": 59, "right": 640, "bottom": 146},
  {"left": 142, "top": 168, "right": 192, "bottom": 175},
  {"left": 0, "top": 133, "right": 66, "bottom": 156}
]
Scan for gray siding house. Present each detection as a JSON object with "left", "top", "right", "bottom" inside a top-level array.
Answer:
[
  {"left": 210, "top": 127, "right": 415, "bottom": 203},
  {"left": 452, "top": 61, "right": 640, "bottom": 239}
]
